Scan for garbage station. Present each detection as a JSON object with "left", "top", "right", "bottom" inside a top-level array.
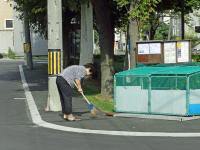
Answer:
[
  {"left": 114, "top": 40, "right": 200, "bottom": 116},
  {"left": 114, "top": 65, "right": 200, "bottom": 116}
]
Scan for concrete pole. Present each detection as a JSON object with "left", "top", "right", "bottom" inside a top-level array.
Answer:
[
  {"left": 168, "top": 16, "right": 173, "bottom": 40},
  {"left": 46, "top": 0, "right": 63, "bottom": 111},
  {"left": 79, "top": 1, "right": 93, "bottom": 65},
  {"left": 176, "top": 15, "right": 182, "bottom": 40},
  {"left": 24, "top": 12, "right": 33, "bottom": 69}
]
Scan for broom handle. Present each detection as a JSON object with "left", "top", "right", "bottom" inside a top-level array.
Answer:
[
  {"left": 80, "top": 92, "right": 91, "bottom": 105},
  {"left": 74, "top": 81, "right": 91, "bottom": 105}
]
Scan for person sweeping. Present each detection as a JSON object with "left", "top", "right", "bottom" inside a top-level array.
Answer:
[{"left": 45, "top": 63, "right": 95, "bottom": 121}]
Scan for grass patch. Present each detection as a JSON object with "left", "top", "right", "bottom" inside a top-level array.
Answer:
[
  {"left": 7, "top": 48, "right": 15, "bottom": 59},
  {"left": 82, "top": 79, "right": 115, "bottom": 113}
]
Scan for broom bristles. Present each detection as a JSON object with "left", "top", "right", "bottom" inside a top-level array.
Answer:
[{"left": 90, "top": 107, "right": 97, "bottom": 117}]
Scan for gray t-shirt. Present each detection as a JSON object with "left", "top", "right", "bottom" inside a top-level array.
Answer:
[{"left": 59, "top": 65, "right": 86, "bottom": 88}]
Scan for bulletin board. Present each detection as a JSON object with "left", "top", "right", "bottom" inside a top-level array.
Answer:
[
  {"left": 136, "top": 40, "right": 191, "bottom": 65},
  {"left": 163, "top": 41, "right": 177, "bottom": 64},
  {"left": 137, "top": 42, "right": 162, "bottom": 64},
  {"left": 177, "top": 41, "right": 191, "bottom": 63}
]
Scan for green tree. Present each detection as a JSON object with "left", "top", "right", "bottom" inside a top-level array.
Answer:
[
  {"left": 156, "top": 0, "right": 200, "bottom": 39},
  {"left": 114, "top": 0, "right": 161, "bottom": 70},
  {"left": 154, "top": 23, "right": 169, "bottom": 40},
  {"left": 14, "top": 0, "right": 80, "bottom": 67}
]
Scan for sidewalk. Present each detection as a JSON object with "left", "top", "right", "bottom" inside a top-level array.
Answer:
[{"left": 23, "top": 63, "right": 200, "bottom": 133}]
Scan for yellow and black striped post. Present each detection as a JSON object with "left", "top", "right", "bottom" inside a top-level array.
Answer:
[
  {"left": 48, "top": 49, "right": 61, "bottom": 76},
  {"left": 24, "top": 43, "right": 30, "bottom": 52}
]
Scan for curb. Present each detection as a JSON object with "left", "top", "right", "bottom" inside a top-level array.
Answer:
[{"left": 19, "top": 65, "right": 200, "bottom": 137}]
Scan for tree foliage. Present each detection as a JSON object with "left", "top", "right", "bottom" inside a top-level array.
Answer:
[
  {"left": 14, "top": 0, "right": 81, "bottom": 38},
  {"left": 14, "top": 0, "right": 47, "bottom": 37},
  {"left": 114, "top": 0, "right": 161, "bottom": 31}
]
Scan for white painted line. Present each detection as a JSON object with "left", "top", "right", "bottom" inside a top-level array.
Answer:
[
  {"left": 19, "top": 65, "right": 200, "bottom": 137},
  {"left": 35, "top": 62, "right": 48, "bottom": 64},
  {"left": 114, "top": 113, "right": 200, "bottom": 121},
  {"left": 13, "top": 98, "right": 26, "bottom": 100}
]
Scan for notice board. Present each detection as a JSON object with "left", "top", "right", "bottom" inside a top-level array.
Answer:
[
  {"left": 177, "top": 41, "right": 190, "bottom": 63},
  {"left": 136, "top": 40, "right": 191, "bottom": 64},
  {"left": 137, "top": 42, "right": 162, "bottom": 64},
  {"left": 163, "top": 42, "right": 177, "bottom": 63}
]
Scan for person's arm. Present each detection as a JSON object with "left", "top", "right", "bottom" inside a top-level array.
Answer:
[{"left": 75, "top": 79, "right": 83, "bottom": 93}]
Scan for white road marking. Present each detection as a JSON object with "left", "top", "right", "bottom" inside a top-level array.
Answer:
[
  {"left": 35, "top": 62, "right": 48, "bottom": 64},
  {"left": 19, "top": 65, "right": 200, "bottom": 137},
  {"left": 13, "top": 98, "right": 26, "bottom": 100}
]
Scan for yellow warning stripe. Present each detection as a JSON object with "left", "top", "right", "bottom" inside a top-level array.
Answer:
[
  {"left": 48, "top": 52, "right": 50, "bottom": 74},
  {"left": 49, "top": 52, "right": 53, "bottom": 75},
  {"left": 48, "top": 50, "right": 61, "bottom": 75},
  {"left": 57, "top": 51, "right": 61, "bottom": 74},
  {"left": 54, "top": 52, "right": 57, "bottom": 75}
]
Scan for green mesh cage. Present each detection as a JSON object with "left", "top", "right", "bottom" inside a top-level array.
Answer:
[{"left": 114, "top": 63, "right": 200, "bottom": 116}]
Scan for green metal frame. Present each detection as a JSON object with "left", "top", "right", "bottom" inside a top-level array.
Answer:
[{"left": 114, "top": 70, "right": 200, "bottom": 116}]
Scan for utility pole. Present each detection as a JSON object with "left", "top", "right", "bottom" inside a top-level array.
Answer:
[
  {"left": 176, "top": 15, "right": 182, "bottom": 41},
  {"left": 24, "top": 11, "right": 33, "bottom": 70},
  {"left": 46, "top": 0, "right": 63, "bottom": 111},
  {"left": 181, "top": 5, "right": 185, "bottom": 40},
  {"left": 168, "top": 15, "right": 173, "bottom": 40},
  {"left": 79, "top": 1, "right": 93, "bottom": 65}
]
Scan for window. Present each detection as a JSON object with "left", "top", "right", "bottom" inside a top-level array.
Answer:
[
  {"left": 5, "top": 19, "right": 13, "bottom": 29},
  {"left": 195, "top": 26, "right": 200, "bottom": 33}
]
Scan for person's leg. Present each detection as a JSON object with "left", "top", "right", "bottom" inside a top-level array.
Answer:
[
  {"left": 56, "top": 76, "right": 78, "bottom": 120},
  {"left": 56, "top": 77, "right": 65, "bottom": 114}
]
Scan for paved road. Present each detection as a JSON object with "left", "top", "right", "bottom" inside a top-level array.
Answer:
[{"left": 0, "top": 59, "right": 200, "bottom": 150}]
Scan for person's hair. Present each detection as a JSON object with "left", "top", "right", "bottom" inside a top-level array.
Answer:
[{"left": 84, "top": 63, "right": 95, "bottom": 74}]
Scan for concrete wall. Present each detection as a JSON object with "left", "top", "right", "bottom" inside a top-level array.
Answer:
[
  {"left": 185, "top": 10, "right": 200, "bottom": 38},
  {"left": 30, "top": 31, "right": 48, "bottom": 56},
  {"left": 0, "top": 30, "right": 14, "bottom": 54},
  {"left": 13, "top": 8, "right": 24, "bottom": 56}
]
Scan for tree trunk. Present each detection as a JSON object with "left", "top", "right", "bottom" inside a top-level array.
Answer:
[
  {"left": 181, "top": 9, "right": 185, "bottom": 40},
  {"left": 129, "top": 0, "right": 138, "bottom": 69},
  {"left": 62, "top": 21, "right": 71, "bottom": 68},
  {"left": 79, "top": 1, "right": 93, "bottom": 65},
  {"left": 149, "top": 26, "right": 156, "bottom": 40},
  {"left": 148, "top": 12, "right": 159, "bottom": 40},
  {"left": 123, "top": 25, "right": 129, "bottom": 70},
  {"left": 92, "top": 0, "right": 114, "bottom": 97}
]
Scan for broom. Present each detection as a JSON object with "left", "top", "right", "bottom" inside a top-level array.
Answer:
[
  {"left": 79, "top": 92, "right": 115, "bottom": 117},
  {"left": 80, "top": 92, "right": 97, "bottom": 117},
  {"left": 74, "top": 82, "right": 97, "bottom": 117}
]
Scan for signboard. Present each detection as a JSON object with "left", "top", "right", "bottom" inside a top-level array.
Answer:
[
  {"left": 138, "top": 43, "right": 161, "bottom": 54},
  {"left": 137, "top": 42, "right": 162, "bottom": 64},
  {"left": 136, "top": 40, "right": 191, "bottom": 65},
  {"left": 164, "top": 42, "right": 176, "bottom": 63},
  {"left": 177, "top": 41, "right": 189, "bottom": 62},
  {"left": 149, "top": 43, "right": 161, "bottom": 54},
  {"left": 138, "top": 44, "right": 150, "bottom": 54},
  {"left": 24, "top": 43, "right": 30, "bottom": 52}
]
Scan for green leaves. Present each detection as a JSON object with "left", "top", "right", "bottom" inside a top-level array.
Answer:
[
  {"left": 114, "top": 0, "right": 130, "bottom": 7},
  {"left": 114, "top": 0, "right": 161, "bottom": 31}
]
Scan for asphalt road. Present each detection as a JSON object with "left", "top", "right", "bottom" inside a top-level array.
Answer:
[{"left": 0, "top": 59, "right": 200, "bottom": 150}]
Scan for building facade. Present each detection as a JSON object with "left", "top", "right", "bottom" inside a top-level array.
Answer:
[
  {"left": 0, "top": 0, "right": 48, "bottom": 56},
  {"left": 0, "top": 0, "right": 14, "bottom": 54}
]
